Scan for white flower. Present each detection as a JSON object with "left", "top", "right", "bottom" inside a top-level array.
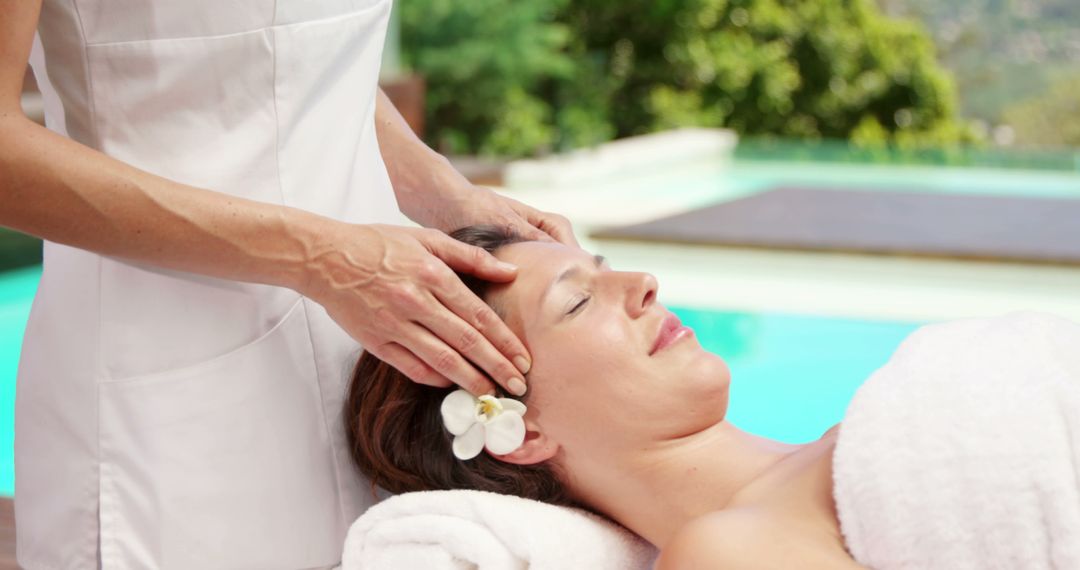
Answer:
[{"left": 440, "top": 389, "right": 527, "bottom": 460}]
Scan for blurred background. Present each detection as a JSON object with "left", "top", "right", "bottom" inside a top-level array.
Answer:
[
  {"left": 3, "top": 1, "right": 1080, "bottom": 547},
  {"left": 379, "top": 0, "right": 1080, "bottom": 161}
]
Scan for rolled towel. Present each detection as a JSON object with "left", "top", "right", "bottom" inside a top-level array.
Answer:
[
  {"left": 833, "top": 311, "right": 1080, "bottom": 569},
  {"left": 341, "top": 489, "right": 657, "bottom": 569}
]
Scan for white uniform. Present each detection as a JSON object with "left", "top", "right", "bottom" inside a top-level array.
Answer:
[{"left": 17, "top": 0, "right": 403, "bottom": 567}]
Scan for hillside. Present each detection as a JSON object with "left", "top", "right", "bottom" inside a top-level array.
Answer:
[{"left": 879, "top": 0, "right": 1080, "bottom": 144}]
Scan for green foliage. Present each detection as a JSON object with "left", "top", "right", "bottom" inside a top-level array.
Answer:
[
  {"left": 400, "top": 0, "right": 972, "bottom": 157},
  {"left": 1002, "top": 74, "right": 1080, "bottom": 149},
  {"left": 398, "top": 0, "right": 574, "bottom": 155},
  {"left": 0, "top": 228, "right": 42, "bottom": 272}
]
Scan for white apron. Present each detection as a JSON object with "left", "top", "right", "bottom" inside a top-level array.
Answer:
[{"left": 16, "top": 1, "right": 406, "bottom": 567}]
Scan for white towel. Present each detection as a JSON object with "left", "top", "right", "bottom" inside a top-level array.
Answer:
[
  {"left": 340, "top": 489, "right": 658, "bottom": 569},
  {"left": 833, "top": 311, "right": 1080, "bottom": 569}
]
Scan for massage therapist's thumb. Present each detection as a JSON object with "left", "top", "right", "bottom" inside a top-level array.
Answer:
[{"left": 424, "top": 230, "right": 518, "bottom": 282}]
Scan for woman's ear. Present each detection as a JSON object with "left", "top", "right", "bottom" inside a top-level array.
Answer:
[{"left": 487, "top": 418, "right": 559, "bottom": 465}]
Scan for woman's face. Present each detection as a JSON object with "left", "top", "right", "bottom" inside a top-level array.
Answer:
[{"left": 486, "top": 241, "right": 731, "bottom": 467}]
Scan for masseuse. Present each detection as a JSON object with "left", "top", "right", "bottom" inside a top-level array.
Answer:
[{"left": 0, "top": 1, "right": 575, "bottom": 567}]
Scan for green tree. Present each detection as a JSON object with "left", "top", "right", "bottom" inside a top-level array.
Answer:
[
  {"left": 559, "top": 0, "right": 971, "bottom": 146},
  {"left": 399, "top": 0, "right": 574, "bottom": 156},
  {"left": 400, "top": 0, "right": 971, "bottom": 156}
]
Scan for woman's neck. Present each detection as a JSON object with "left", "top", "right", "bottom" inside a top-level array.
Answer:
[{"left": 573, "top": 421, "right": 811, "bottom": 548}]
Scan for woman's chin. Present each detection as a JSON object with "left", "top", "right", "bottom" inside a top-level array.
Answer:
[
  {"left": 672, "top": 351, "right": 731, "bottom": 414},
  {"left": 689, "top": 350, "right": 730, "bottom": 384}
]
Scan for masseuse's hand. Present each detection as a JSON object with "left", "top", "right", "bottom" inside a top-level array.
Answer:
[
  {"left": 467, "top": 186, "right": 580, "bottom": 247},
  {"left": 302, "top": 223, "right": 530, "bottom": 396},
  {"left": 407, "top": 183, "right": 579, "bottom": 248}
]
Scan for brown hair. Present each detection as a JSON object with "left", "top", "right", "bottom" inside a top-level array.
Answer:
[{"left": 343, "top": 225, "right": 581, "bottom": 508}]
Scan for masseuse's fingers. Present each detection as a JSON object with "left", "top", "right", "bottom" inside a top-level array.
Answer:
[
  {"left": 422, "top": 285, "right": 528, "bottom": 396},
  {"left": 371, "top": 342, "right": 454, "bottom": 388},
  {"left": 421, "top": 227, "right": 519, "bottom": 284},
  {"left": 526, "top": 210, "right": 578, "bottom": 247},
  {"left": 498, "top": 194, "right": 579, "bottom": 248},
  {"left": 419, "top": 230, "right": 533, "bottom": 385},
  {"left": 399, "top": 321, "right": 498, "bottom": 396}
]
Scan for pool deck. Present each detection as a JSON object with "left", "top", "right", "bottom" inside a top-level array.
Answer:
[
  {"left": 594, "top": 187, "right": 1080, "bottom": 266},
  {"left": 497, "top": 156, "right": 1080, "bottom": 324}
]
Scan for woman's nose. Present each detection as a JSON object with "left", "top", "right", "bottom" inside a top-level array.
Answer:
[{"left": 623, "top": 272, "right": 658, "bottom": 318}]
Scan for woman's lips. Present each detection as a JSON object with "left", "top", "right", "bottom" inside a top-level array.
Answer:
[{"left": 650, "top": 312, "right": 694, "bottom": 355}]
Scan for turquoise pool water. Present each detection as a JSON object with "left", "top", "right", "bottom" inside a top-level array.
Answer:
[
  {"left": 1, "top": 265, "right": 40, "bottom": 497},
  {"left": 0, "top": 265, "right": 923, "bottom": 497},
  {"left": 671, "top": 307, "right": 922, "bottom": 443}
]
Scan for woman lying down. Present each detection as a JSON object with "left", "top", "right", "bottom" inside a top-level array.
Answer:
[{"left": 343, "top": 225, "right": 1080, "bottom": 570}]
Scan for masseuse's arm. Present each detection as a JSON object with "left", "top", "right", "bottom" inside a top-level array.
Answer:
[
  {"left": 372, "top": 87, "right": 579, "bottom": 247},
  {"left": 0, "top": 1, "right": 530, "bottom": 396}
]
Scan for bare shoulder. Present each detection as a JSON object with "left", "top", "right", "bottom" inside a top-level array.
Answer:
[{"left": 655, "top": 507, "right": 865, "bottom": 570}]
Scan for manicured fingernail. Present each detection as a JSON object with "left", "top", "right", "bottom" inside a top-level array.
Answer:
[
  {"left": 496, "top": 261, "right": 517, "bottom": 272},
  {"left": 508, "top": 378, "right": 527, "bottom": 396},
  {"left": 513, "top": 355, "right": 531, "bottom": 374}
]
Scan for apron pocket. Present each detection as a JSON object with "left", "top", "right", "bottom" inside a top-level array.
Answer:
[{"left": 98, "top": 300, "right": 348, "bottom": 569}]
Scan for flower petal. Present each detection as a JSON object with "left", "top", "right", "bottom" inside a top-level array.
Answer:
[
  {"left": 484, "top": 412, "right": 526, "bottom": 455},
  {"left": 498, "top": 398, "right": 527, "bottom": 416},
  {"left": 441, "top": 389, "right": 478, "bottom": 436},
  {"left": 453, "top": 423, "right": 486, "bottom": 460}
]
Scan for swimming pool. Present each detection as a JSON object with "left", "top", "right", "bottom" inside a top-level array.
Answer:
[
  {"left": 1, "top": 265, "right": 39, "bottom": 496},
  {"left": 671, "top": 307, "right": 921, "bottom": 443},
  {"left": 0, "top": 263, "right": 921, "bottom": 496}
]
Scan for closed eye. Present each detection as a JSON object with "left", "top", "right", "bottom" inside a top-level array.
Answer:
[{"left": 568, "top": 296, "right": 590, "bottom": 315}]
